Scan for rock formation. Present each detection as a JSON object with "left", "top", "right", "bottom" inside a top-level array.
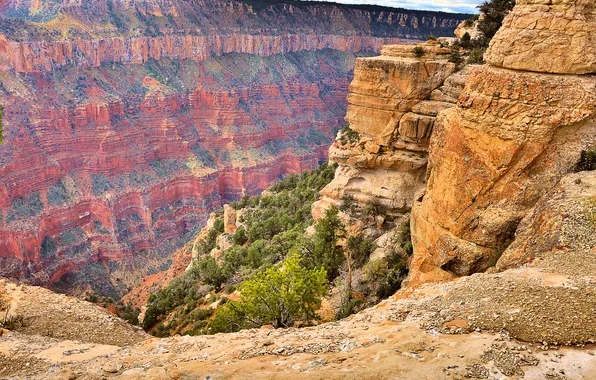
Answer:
[
  {"left": 484, "top": 0, "right": 596, "bottom": 74},
  {"left": 314, "top": 43, "right": 471, "bottom": 221},
  {"left": 410, "top": 0, "right": 596, "bottom": 285}
]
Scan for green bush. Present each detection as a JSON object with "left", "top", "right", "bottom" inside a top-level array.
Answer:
[
  {"left": 339, "top": 194, "right": 358, "bottom": 215},
  {"left": 467, "top": 48, "right": 486, "bottom": 64},
  {"left": 300, "top": 206, "right": 345, "bottom": 280},
  {"left": 478, "top": 0, "right": 516, "bottom": 39},
  {"left": 210, "top": 254, "right": 328, "bottom": 331},
  {"left": 364, "top": 199, "right": 386, "bottom": 219},
  {"left": 448, "top": 51, "right": 463, "bottom": 63},
  {"left": 399, "top": 220, "right": 414, "bottom": 256},
  {"left": 426, "top": 35, "right": 437, "bottom": 41},
  {"left": 464, "top": 15, "right": 479, "bottom": 27},
  {"left": 413, "top": 46, "right": 425, "bottom": 57},
  {"left": 338, "top": 125, "right": 360, "bottom": 145},
  {"left": 346, "top": 233, "right": 376, "bottom": 269},
  {"left": 233, "top": 226, "right": 248, "bottom": 245},
  {"left": 143, "top": 163, "right": 338, "bottom": 335}
]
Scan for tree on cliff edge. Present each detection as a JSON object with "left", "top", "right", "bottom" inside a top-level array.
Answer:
[{"left": 478, "top": 0, "right": 516, "bottom": 39}]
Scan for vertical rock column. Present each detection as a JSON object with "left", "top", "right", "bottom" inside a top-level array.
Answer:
[
  {"left": 313, "top": 44, "right": 468, "bottom": 222},
  {"left": 409, "top": 0, "right": 596, "bottom": 286}
]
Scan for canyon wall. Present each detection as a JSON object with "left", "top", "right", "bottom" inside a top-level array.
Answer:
[
  {"left": 409, "top": 0, "right": 596, "bottom": 285},
  {"left": 5, "top": 34, "right": 406, "bottom": 73},
  {"left": 0, "top": 50, "right": 350, "bottom": 298},
  {"left": 0, "top": 0, "right": 467, "bottom": 298}
]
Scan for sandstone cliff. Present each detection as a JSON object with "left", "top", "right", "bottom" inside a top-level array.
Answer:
[
  {"left": 1, "top": 2, "right": 596, "bottom": 375},
  {"left": 1, "top": 190, "right": 595, "bottom": 378},
  {"left": 312, "top": 42, "right": 471, "bottom": 260}
]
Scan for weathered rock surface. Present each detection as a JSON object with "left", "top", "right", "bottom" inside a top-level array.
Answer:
[
  {"left": 485, "top": 0, "right": 596, "bottom": 74},
  {"left": 410, "top": 64, "right": 596, "bottom": 284},
  {"left": 0, "top": 0, "right": 469, "bottom": 298},
  {"left": 313, "top": 43, "right": 470, "bottom": 220},
  {"left": 498, "top": 170, "right": 596, "bottom": 272},
  {"left": 454, "top": 18, "right": 482, "bottom": 40},
  {"left": 408, "top": 0, "right": 596, "bottom": 285}
]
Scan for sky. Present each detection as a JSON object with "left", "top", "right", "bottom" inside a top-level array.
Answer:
[{"left": 306, "top": 0, "right": 483, "bottom": 14}]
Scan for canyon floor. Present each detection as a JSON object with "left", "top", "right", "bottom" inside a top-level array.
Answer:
[{"left": 0, "top": 237, "right": 594, "bottom": 379}]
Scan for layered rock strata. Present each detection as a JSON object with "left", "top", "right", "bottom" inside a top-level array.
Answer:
[
  {"left": 314, "top": 43, "right": 470, "bottom": 219},
  {"left": 410, "top": 0, "right": 596, "bottom": 285},
  {"left": 0, "top": 0, "right": 468, "bottom": 296},
  {"left": 0, "top": 51, "right": 350, "bottom": 297},
  {"left": 3, "top": 34, "right": 405, "bottom": 73}
]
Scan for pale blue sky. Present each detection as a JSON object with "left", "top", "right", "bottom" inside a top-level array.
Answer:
[{"left": 307, "top": 0, "right": 483, "bottom": 14}]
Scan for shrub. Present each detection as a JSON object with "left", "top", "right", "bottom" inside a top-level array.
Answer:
[
  {"left": 346, "top": 234, "right": 377, "bottom": 269},
  {"left": 399, "top": 220, "right": 414, "bottom": 256},
  {"left": 448, "top": 51, "right": 463, "bottom": 64},
  {"left": 461, "top": 32, "right": 471, "bottom": 42},
  {"left": 339, "top": 194, "right": 358, "bottom": 215},
  {"left": 338, "top": 125, "right": 360, "bottom": 145},
  {"left": 301, "top": 206, "right": 345, "bottom": 280},
  {"left": 334, "top": 293, "right": 364, "bottom": 320},
  {"left": 364, "top": 199, "right": 386, "bottom": 219},
  {"left": 464, "top": 15, "right": 479, "bottom": 27},
  {"left": 478, "top": 0, "right": 516, "bottom": 39},
  {"left": 413, "top": 46, "right": 425, "bottom": 57},
  {"left": 210, "top": 254, "right": 328, "bottom": 331},
  {"left": 575, "top": 149, "right": 596, "bottom": 172},
  {"left": 233, "top": 226, "right": 248, "bottom": 245},
  {"left": 426, "top": 35, "right": 437, "bottom": 41},
  {"left": 467, "top": 48, "right": 486, "bottom": 64}
]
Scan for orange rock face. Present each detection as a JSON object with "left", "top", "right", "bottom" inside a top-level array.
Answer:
[
  {"left": 313, "top": 44, "right": 470, "bottom": 221},
  {"left": 410, "top": 0, "right": 596, "bottom": 286}
]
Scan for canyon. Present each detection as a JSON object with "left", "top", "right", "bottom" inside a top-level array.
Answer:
[
  {"left": 0, "top": 0, "right": 468, "bottom": 297},
  {"left": 0, "top": 0, "right": 595, "bottom": 378}
]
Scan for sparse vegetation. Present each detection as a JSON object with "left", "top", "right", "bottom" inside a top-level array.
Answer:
[
  {"left": 575, "top": 149, "right": 596, "bottom": 172},
  {"left": 339, "top": 194, "right": 358, "bottom": 215},
  {"left": 413, "top": 46, "right": 425, "bottom": 57},
  {"left": 338, "top": 125, "right": 360, "bottom": 145},
  {"left": 449, "top": 50, "right": 463, "bottom": 64},
  {"left": 478, "top": 0, "right": 516, "bottom": 40},
  {"left": 143, "top": 164, "right": 338, "bottom": 335},
  {"left": 209, "top": 254, "right": 328, "bottom": 332},
  {"left": 454, "top": 0, "right": 515, "bottom": 58},
  {"left": 467, "top": 48, "right": 485, "bottom": 64},
  {"left": 364, "top": 199, "right": 387, "bottom": 219}
]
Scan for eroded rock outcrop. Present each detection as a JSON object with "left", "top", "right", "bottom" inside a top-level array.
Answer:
[
  {"left": 410, "top": 0, "right": 596, "bottom": 285},
  {"left": 4, "top": 34, "right": 405, "bottom": 73},
  {"left": 314, "top": 43, "right": 470, "bottom": 220},
  {"left": 497, "top": 170, "right": 596, "bottom": 272}
]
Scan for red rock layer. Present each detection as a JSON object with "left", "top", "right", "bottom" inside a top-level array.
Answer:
[
  {"left": 0, "top": 52, "right": 345, "bottom": 296},
  {"left": 4, "top": 34, "right": 406, "bottom": 73}
]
